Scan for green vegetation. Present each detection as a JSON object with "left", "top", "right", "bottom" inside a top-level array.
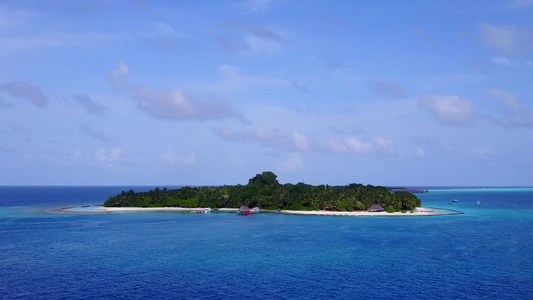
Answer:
[{"left": 103, "top": 171, "right": 421, "bottom": 211}]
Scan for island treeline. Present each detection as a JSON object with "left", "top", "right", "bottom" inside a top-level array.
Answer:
[{"left": 103, "top": 172, "right": 421, "bottom": 211}]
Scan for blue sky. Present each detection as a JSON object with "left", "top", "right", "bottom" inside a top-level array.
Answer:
[{"left": 1, "top": 0, "right": 532, "bottom": 186}]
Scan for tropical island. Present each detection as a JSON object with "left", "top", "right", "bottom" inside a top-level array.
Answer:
[{"left": 103, "top": 171, "right": 422, "bottom": 213}]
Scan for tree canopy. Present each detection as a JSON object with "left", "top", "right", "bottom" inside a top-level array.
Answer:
[{"left": 103, "top": 171, "right": 421, "bottom": 211}]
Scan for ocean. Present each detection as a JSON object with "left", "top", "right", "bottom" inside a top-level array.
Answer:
[{"left": 0, "top": 186, "right": 532, "bottom": 299}]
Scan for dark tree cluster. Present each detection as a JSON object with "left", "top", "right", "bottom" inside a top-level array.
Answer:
[{"left": 103, "top": 171, "right": 421, "bottom": 211}]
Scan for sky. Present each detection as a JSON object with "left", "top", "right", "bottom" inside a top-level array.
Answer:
[{"left": 1, "top": 0, "right": 532, "bottom": 186}]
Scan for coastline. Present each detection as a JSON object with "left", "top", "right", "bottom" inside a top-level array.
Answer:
[
  {"left": 276, "top": 207, "right": 458, "bottom": 216},
  {"left": 71, "top": 206, "right": 460, "bottom": 216}
]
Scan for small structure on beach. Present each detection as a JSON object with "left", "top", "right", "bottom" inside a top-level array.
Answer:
[
  {"left": 191, "top": 208, "right": 212, "bottom": 214},
  {"left": 367, "top": 204, "right": 385, "bottom": 212},
  {"left": 237, "top": 206, "right": 251, "bottom": 215}
]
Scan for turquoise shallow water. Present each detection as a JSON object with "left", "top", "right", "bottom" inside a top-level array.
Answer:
[{"left": 0, "top": 187, "right": 532, "bottom": 299}]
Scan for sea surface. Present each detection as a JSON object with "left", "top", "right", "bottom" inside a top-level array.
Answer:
[{"left": 0, "top": 186, "right": 532, "bottom": 299}]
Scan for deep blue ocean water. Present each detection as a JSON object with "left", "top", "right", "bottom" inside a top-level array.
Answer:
[{"left": 0, "top": 187, "right": 532, "bottom": 299}]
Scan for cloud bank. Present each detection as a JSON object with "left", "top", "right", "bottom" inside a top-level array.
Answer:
[
  {"left": 109, "top": 62, "right": 242, "bottom": 121},
  {"left": 478, "top": 22, "right": 532, "bottom": 55}
]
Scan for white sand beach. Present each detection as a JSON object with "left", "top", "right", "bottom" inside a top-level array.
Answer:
[
  {"left": 279, "top": 207, "right": 437, "bottom": 216},
  {"left": 90, "top": 206, "right": 446, "bottom": 216},
  {"left": 95, "top": 206, "right": 200, "bottom": 212}
]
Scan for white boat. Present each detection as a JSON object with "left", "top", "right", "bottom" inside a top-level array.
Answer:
[{"left": 191, "top": 208, "right": 212, "bottom": 214}]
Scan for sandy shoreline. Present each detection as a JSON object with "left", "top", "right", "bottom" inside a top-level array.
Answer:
[
  {"left": 81, "top": 206, "right": 455, "bottom": 216},
  {"left": 278, "top": 207, "right": 438, "bottom": 216},
  {"left": 95, "top": 206, "right": 200, "bottom": 212}
]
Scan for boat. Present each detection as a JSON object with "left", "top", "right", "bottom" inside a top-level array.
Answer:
[{"left": 237, "top": 206, "right": 261, "bottom": 215}]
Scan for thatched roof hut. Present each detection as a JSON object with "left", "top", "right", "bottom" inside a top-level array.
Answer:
[
  {"left": 237, "top": 206, "right": 251, "bottom": 215},
  {"left": 367, "top": 204, "right": 385, "bottom": 212}
]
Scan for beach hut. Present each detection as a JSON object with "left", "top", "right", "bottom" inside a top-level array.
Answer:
[
  {"left": 367, "top": 204, "right": 385, "bottom": 212},
  {"left": 237, "top": 206, "right": 251, "bottom": 215}
]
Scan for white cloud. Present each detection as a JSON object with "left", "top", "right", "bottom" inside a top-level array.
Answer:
[
  {"left": 214, "top": 127, "right": 236, "bottom": 140},
  {"left": 161, "top": 149, "right": 196, "bottom": 165},
  {"left": 0, "top": 18, "right": 183, "bottom": 52},
  {"left": 216, "top": 65, "right": 305, "bottom": 92},
  {"left": 344, "top": 137, "right": 373, "bottom": 154},
  {"left": 373, "top": 136, "right": 393, "bottom": 149},
  {"left": 252, "top": 128, "right": 287, "bottom": 147},
  {"left": 323, "top": 139, "right": 349, "bottom": 153},
  {"left": 276, "top": 153, "right": 303, "bottom": 172},
  {"left": 218, "top": 23, "right": 283, "bottom": 55},
  {"left": 419, "top": 94, "right": 475, "bottom": 126},
  {"left": 133, "top": 22, "right": 184, "bottom": 50},
  {"left": 414, "top": 147, "right": 426, "bottom": 157},
  {"left": 399, "top": 147, "right": 426, "bottom": 158},
  {"left": 292, "top": 131, "right": 309, "bottom": 151},
  {"left": 144, "top": 22, "right": 182, "bottom": 38},
  {"left": 492, "top": 57, "right": 519, "bottom": 67},
  {"left": 109, "top": 62, "right": 242, "bottom": 121},
  {"left": 109, "top": 61, "right": 130, "bottom": 91},
  {"left": 483, "top": 88, "right": 522, "bottom": 110},
  {"left": 213, "top": 127, "right": 310, "bottom": 152},
  {"left": 319, "top": 136, "right": 394, "bottom": 155},
  {"left": 135, "top": 89, "right": 194, "bottom": 118},
  {"left": 95, "top": 147, "right": 123, "bottom": 163},
  {"left": 483, "top": 88, "right": 533, "bottom": 128},
  {"left": 242, "top": 0, "right": 272, "bottom": 14},
  {"left": 409, "top": 135, "right": 439, "bottom": 146},
  {"left": 245, "top": 34, "right": 281, "bottom": 53},
  {"left": 492, "top": 56, "right": 533, "bottom": 67},
  {"left": 1, "top": 81, "right": 49, "bottom": 108},
  {"left": 478, "top": 22, "right": 532, "bottom": 55},
  {"left": 469, "top": 147, "right": 497, "bottom": 160},
  {"left": 185, "top": 65, "right": 307, "bottom": 94},
  {"left": 213, "top": 124, "right": 402, "bottom": 157},
  {"left": 72, "top": 149, "right": 82, "bottom": 161}
]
